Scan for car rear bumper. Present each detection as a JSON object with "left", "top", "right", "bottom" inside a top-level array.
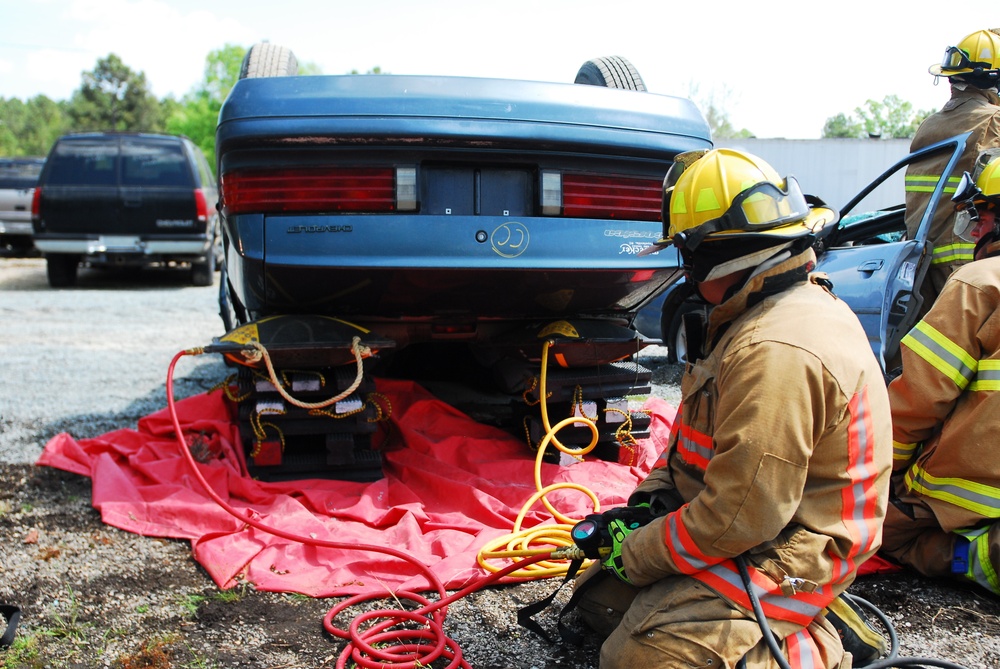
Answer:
[
  {"left": 33, "top": 234, "right": 211, "bottom": 256},
  {"left": 0, "top": 220, "right": 32, "bottom": 236}
]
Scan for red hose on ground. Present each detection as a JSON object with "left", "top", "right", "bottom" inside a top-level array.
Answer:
[{"left": 166, "top": 349, "right": 555, "bottom": 668}]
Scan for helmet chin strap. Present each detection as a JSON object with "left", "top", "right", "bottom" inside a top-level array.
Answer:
[{"left": 701, "top": 241, "right": 794, "bottom": 282}]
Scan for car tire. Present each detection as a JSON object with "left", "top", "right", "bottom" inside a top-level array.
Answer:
[
  {"left": 211, "top": 226, "right": 224, "bottom": 272},
  {"left": 574, "top": 56, "right": 646, "bottom": 91},
  {"left": 219, "top": 266, "right": 247, "bottom": 333},
  {"left": 46, "top": 254, "right": 79, "bottom": 288},
  {"left": 661, "top": 300, "right": 705, "bottom": 364},
  {"left": 191, "top": 247, "right": 215, "bottom": 287},
  {"left": 240, "top": 42, "right": 298, "bottom": 79}
]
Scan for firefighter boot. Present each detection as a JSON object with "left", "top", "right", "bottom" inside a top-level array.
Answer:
[{"left": 822, "top": 594, "right": 887, "bottom": 667}]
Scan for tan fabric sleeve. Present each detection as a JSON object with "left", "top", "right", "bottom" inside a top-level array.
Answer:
[
  {"left": 888, "top": 275, "right": 994, "bottom": 458},
  {"left": 622, "top": 341, "right": 828, "bottom": 586}
]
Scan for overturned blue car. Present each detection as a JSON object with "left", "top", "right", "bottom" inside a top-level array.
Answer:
[{"left": 213, "top": 43, "right": 711, "bottom": 479}]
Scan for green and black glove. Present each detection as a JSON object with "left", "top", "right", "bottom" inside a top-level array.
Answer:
[{"left": 571, "top": 503, "right": 657, "bottom": 583}]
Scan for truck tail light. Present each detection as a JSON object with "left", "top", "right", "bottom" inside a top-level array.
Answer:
[
  {"left": 540, "top": 170, "right": 662, "bottom": 221},
  {"left": 193, "top": 188, "right": 209, "bottom": 222},
  {"left": 221, "top": 167, "right": 417, "bottom": 215},
  {"left": 31, "top": 187, "right": 41, "bottom": 219}
]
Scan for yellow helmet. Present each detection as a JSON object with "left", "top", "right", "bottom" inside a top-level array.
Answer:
[
  {"left": 929, "top": 29, "right": 1000, "bottom": 77},
  {"left": 976, "top": 151, "right": 1000, "bottom": 200},
  {"left": 656, "top": 148, "right": 835, "bottom": 252}
]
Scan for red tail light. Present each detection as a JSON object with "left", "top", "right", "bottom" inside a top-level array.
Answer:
[
  {"left": 222, "top": 167, "right": 411, "bottom": 215},
  {"left": 193, "top": 188, "right": 209, "bottom": 222},
  {"left": 31, "top": 187, "right": 41, "bottom": 218},
  {"left": 542, "top": 172, "right": 662, "bottom": 221}
]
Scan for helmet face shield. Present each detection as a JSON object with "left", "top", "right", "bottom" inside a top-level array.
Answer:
[
  {"left": 953, "top": 171, "right": 984, "bottom": 242},
  {"left": 736, "top": 178, "right": 811, "bottom": 227},
  {"left": 952, "top": 170, "right": 1000, "bottom": 242},
  {"left": 939, "top": 45, "right": 993, "bottom": 73},
  {"left": 674, "top": 176, "right": 811, "bottom": 251},
  {"left": 954, "top": 208, "right": 981, "bottom": 243}
]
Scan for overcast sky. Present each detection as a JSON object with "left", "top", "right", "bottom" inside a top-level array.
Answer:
[{"left": 0, "top": 0, "right": 991, "bottom": 139}]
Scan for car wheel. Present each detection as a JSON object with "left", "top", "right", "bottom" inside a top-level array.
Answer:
[
  {"left": 211, "top": 227, "right": 224, "bottom": 272},
  {"left": 219, "top": 267, "right": 247, "bottom": 333},
  {"left": 574, "top": 56, "right": 646, "bottom": 91},
  {"left": 46, "top": 254, "right": 79, "bottom": 288},
  {"left": 191, "top": 246, "right": 215, "bottom": 287},
  {"left": 240, "top": 42, "right": 298, "bottom": 79},
  {"left": 662, "top": 301, "right": 705, "bottom": 364}
]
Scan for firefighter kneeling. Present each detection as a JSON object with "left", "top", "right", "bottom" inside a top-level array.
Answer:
[
  {"left": 572, "top": 149, "right": 893, "bottom": 669},
  {"left": 880, "top": 150, "right": 1000, "bottom": 597}
]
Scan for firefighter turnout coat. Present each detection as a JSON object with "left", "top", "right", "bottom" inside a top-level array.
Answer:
[
  {"left": 904, "top": 86, "right": 1000, "bottom": 309},
  {"left": 882, "top": 246, "right": 1000, "bottom": 594},
  {"left": 615, "top": 247, "right": 893, "bottom": 668}
]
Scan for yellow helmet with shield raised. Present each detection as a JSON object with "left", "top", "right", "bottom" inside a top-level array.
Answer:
[
  {"left": 656, "top": 148, "right": 836, "bottom": 253},
  {"left": 929, "top": 29, "right": 1000, "bottom": 78}
]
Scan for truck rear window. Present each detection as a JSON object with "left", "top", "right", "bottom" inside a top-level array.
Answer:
[
  {"left": 121, "top": 138, "right": 193, "bottom": 187},
  {"left": 46, "top": 140, "right": 118, "bottom": 186},
  {"left": 44, "top": 137, "right": 194, "bottom": 188},
  {"left": 0, "top": 160, "right": 44, "bottom": 189}
]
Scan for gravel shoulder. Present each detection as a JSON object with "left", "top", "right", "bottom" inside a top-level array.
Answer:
[{"left": 1, "top": 257, "right": 998, "bottom": 669}]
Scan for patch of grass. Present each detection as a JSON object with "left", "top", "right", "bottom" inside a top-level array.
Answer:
[
  {"left": 212, "top": 590, "right": 242, "bottom": 604},
  {"left": 178, "top": 594, "right": 206, "bottom": 617},
  {"left": 179, "top": 645, "right": 218, "bottom": 669},
  {"left": 212, "top": 582, "right": 252, "bottom": 604},
  {"left": 1, "top": 633, "right": 42, "bottom": 669},
  {"left": 49, "top": 587, "right": 91, "bottom": 643}
]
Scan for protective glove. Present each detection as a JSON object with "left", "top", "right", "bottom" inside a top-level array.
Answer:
[{"left": 571, "top": 503, "right": 656, "bottom": 584}]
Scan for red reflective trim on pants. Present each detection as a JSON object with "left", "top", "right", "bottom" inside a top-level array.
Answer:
[
  {"left": 836, "top": 387, "right": 882, "bottom": 583},
  {"left": 786, "top": 628, "right": 822, "bottom": 669}
]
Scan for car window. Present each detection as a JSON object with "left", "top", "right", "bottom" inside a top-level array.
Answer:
[
  {"left": 0, "top": 160, "right": 43, "bottom": 189},
  {"left": 121, "top": 138, "right": 193, "bottom": 187},
  {"left": 831, "top": 162, "right": 908, "bottom": 248},
  {"left": 46, "top": 139, "right": 119, "bottom": 186}
]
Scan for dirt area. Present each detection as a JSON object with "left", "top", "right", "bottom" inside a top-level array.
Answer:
[{"left": 1, "top": 258, "right": 999, "bottom": 668}]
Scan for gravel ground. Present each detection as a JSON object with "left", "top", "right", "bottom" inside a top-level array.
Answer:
[{"left": 1, "top": 256, "right": 998, "bottom": 669}]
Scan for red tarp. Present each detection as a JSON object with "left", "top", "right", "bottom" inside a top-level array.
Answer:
[
  {"left": 37, "top": 378, "right": 896, "bottom": 597},
  {"left": 37, "top": 380, "right": 670, "bottom": 597}
]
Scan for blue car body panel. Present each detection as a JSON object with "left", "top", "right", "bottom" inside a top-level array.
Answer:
[
  {"left": 218, "top": 75, "right": 712, "bottom": 155},
  {"left": 216, "top": 74, "right": 711, "bottom": 336}
]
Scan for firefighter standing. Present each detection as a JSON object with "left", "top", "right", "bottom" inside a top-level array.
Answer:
[
  {"left": 573, "top": 149, "right": 893, "bottom": 668},
  {"left": 881, "top": 151, "right": 1000, "bottom": 596},
  {"left": 905, "top": 29, "right": 1000, "bottom": 317}
]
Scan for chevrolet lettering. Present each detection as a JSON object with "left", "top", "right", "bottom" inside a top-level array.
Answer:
[{"left": 287, "top": 225, "right": 353, "bottom": 234}]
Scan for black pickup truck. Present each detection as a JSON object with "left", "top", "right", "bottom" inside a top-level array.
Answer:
[{"left": 31, "top": 132, "right": 221, "bottom": 287}]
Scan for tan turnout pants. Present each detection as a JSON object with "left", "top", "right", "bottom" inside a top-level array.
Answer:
[{"left": 573, "top": 563, "right": 848, "bottom": 669}]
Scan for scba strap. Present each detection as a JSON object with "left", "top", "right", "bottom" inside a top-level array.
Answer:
[
  {"left": 0, "top": 604, "right": 22, "bottom": 648},
  {"left": 516, "top": 558, "right": 593, "bottom": 645}
]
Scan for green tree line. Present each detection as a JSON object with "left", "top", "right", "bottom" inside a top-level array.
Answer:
[
  {"left": 0, "top": 44, "right": 336, "bottom": 167},
  {"left": 0, "top": 45, "right": 249, "bottom": 165},
  {"left": 2, "top": 45, "right": 933, "bottom": 161}
]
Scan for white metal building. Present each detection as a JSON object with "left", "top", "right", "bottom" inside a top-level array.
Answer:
[{"left": 715, "top": 138, "right": 912, "bottom": 212}]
